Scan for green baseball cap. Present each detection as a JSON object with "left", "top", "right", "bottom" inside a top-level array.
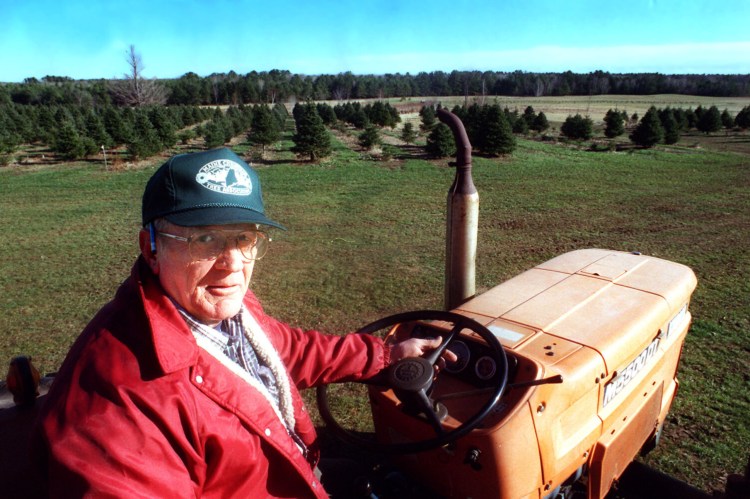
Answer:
[{"left": 142, "top": 148, "right": 285, "bottom": 230}]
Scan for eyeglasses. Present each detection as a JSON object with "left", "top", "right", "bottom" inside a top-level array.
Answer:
[{"left": 157, "top": 229, "right": 270, "bottom": 262}]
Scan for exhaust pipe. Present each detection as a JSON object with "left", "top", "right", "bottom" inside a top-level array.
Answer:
[{"left": 437, "top": 109, "right": 478, "bottom": 310}]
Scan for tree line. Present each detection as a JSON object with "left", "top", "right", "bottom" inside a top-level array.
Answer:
[{"left": 3, "top": 70, "right": 749, "bottom": 109}]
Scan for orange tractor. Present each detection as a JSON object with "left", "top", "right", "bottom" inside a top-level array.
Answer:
[{"left": 319, "top": 248, "right": 697, "bottom": 498}]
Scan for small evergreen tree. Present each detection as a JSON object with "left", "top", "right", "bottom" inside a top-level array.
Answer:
[
  {"left": 128, "top": 111, "right": 163, "bottom": 159},
  {"left": 5, "top": 104, "right": 34, "bottom": 143},
  {"left": 480, "top": 105, "right": 516, "bottom": 155},
  {"left": 387, "top": 104, "right": 401, "bottom": 129},
  {"left": 367, "top": 101, "right": 392, "bottom": 128},
  {"left": 463, "top": 103, "right": 483, "bottom": 145},
  {"left": 316, "top": 103, "right": 337, "bottom": 125},
  {"left": 522, "top": 106, "right": 536, "bottom": 127},
  {"left": 84, "top": 110, "right": 114, "bottom": 149},
  {"left": 419, "top": 105, "right": 437, "bottom": 133},
  {"left": 292, "top": 102, "right": 306, "bottom": 123},
  {"left": 512, "top": 115, "right": 529, "bottom": 135},
  {"left": 685, "top": 108, "right": 698, "bottom": 129},
  {"left": 672, "top": 108, "right": 689, "bottom": 131},
  {"left": 735, "top": 106, "right": 750, "bottom": 129},
  {"left": 630, "top": 107, "right": 664, "bottom": 148},
  {"left": 604, "top": 109, "right": 625, "bottom": 138},
  {"left": 531, "top": 111, "right": 550, "bottom": 133},
  {"left": 291, "top": 103, "right": 331, "bottom": 161},
  {"left": 32, "top": 106, "right": 55, "bottom": 143},
  {"left": 425, "top": 123, "right": 455, "bottom": 158},
  {"left": 248, "top": 105, "right": 280, "bottom": 157},
  {"left": 0, "top": 112, "right": 21, "bottom": 155},
  {"left": 720, "top": 109, "right": 734, "bottom": 130},
  {"left": 272, "top": 103, "right": 289, "bottom": 130},
  {"left": 400, "top": 122, "right": 417, "bottom": 144},
  {"left": 659, "top": 108, "right": 680, "bottom": 145},
  {"left": 503, "top": 107, "right": 519, "bottom": 132},
  {"left": 693, "top": 105, "right": 705, "bottom": 125},
  {"left": 203, "top": 120, "right": 227, "bottom": 149},
  {"left": 53, "top": 121, "right": 86, "bottom": 159},
  {"left": 350, "top": 108, "right": 369, "bottom": 129},
  {"left": 178, "top": 129, "right": 197, "bottom": 145},
  {"left": 148, "top": 106, "right": 177, "bottom": 149},
  {"left": 696, "top": 105, "right": 722, "bottom": 134},
  {"left": 332, "top": 102, "right": 351, "bottom": 122},
  {"left": 561, "top": 114, "right": 594, "bottom": 140},
  {"left": 102, "top": 107, "right": 132, "bottom": 145},
  {"left": 620, "top": 110, "right": 629, "bottom": 126},
  {"left": 358, "top": 124, "right": 381, "bottom": 150}
]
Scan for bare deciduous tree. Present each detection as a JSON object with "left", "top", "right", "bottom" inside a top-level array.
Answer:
[{"left": 111, "top": 45, "right": 168, "bottom": 106}]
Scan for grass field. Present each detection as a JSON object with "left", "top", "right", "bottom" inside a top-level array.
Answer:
[{"left": 1, "top": 97, "right": 748, "bottom": 493}]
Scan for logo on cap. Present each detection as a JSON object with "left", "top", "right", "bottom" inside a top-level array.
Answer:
[{"left": 196, "top": 159, "right": 252, "bottom": 196}]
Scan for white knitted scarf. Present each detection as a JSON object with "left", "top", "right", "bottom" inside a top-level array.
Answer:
[{"left": 190, "top": 306, "right": 296, "bottom": 432}]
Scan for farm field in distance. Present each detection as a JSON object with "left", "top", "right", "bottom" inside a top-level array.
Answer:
[{"left": 1, "top": 94, "right": 748, "bottom": 495}]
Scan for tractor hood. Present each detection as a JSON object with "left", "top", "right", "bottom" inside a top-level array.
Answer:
[{"left": 454, "top": 249, "right": 697, "bottom": 375}]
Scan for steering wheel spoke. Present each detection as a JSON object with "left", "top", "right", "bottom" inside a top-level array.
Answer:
[
  {"left": 423, "top": 322, "right": 462, "bottom": 365},
  {"left": 415, "top": 389, "right": 446, "bottom": 435}
]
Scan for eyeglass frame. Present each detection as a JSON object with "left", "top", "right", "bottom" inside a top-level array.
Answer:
[{"left": 155, "top": 228, "right": 271, "bottom": 262}]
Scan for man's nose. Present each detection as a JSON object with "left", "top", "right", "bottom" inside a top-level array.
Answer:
[{"left": 215, "top": 240, "right": 246, "bottom": 270}]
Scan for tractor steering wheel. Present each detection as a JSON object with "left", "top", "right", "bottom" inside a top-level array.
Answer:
[{"left": 316, "top": 310, "right": 509, "bottom": 454}]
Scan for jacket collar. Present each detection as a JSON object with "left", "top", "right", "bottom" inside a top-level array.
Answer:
[{"left": 133, "top": 257, "right": 200, "bottom": 374}]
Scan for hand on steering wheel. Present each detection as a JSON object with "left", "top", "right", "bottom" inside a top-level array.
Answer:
[{"left": 389, "top": 336, "right": 458, "bottom": 369}]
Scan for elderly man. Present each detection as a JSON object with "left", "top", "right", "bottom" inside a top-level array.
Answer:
[{"left": 33, "top": 148, "right": 447, "bottom": 498}]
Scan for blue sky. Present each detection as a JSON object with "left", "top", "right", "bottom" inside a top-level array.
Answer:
[{"left": 2, "top": 0, "right": 749, "bottom": 82}]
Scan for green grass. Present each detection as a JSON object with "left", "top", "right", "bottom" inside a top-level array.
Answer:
[{"left": 1, "top": 130, "right": 748, "bottom": 493}]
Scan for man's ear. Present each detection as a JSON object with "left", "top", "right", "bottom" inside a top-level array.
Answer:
[{"left": 139, "top": 228, "right": 160, "bottom": 274}]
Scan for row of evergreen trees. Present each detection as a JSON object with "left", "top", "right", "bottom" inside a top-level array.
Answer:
[
  {"left": 332, "top": 101, "right": 401, "bottom": 129},
  {"left": 0, "top": 98, "right": 334, "bottom": 164},
  {"left": 0, "top": 101, "right": 297, "bottom": 163},
  {"left": 3, "top": 98, "right": 750, "bottom": 165},
  {"left": 561, "top": 104, "right": 750, "bottom": 147},
  {"left": 0, "top": 103, "right": 212, "bottom": 160},
  {"left": 416, "top": 102, "right": 750, "bottom": 157},
  {"left": 6, "top": 71, "right": 749, "bottom": 109},
  {"left": 627, "top": 105, "right": 748, "bottom": 148}
]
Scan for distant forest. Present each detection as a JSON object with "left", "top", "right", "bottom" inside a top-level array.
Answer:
[{"left": 3, "top": 70, "right": 749, "bottom": 107}]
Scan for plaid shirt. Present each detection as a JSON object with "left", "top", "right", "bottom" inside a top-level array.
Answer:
[
  {"left": 178, "top": 306, "right": 310, "bottom": 457},
  {"left": 179, "top": 308, "right": 281, "bottom": 408}
]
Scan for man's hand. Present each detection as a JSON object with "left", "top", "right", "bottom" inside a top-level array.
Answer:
[{"left": 389, "top": 336, "right": 458, "bottom": 368}]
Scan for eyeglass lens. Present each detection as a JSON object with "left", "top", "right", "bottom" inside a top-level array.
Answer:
[{"left": 190, "top": 231, "right": 268, "bottom": 261}]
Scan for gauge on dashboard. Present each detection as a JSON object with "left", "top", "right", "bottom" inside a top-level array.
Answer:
[
  {"left": 445, "top": 341, "right": 470, "bottom": 374},
  {"left": 474, "top": 356, "right": 497, "bottom": 380}
]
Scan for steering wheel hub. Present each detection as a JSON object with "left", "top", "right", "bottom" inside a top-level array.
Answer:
[{"left": 389, "top": 357, "right": 434, "bottom": 391}]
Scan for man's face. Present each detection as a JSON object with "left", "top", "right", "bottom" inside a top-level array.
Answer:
[{"left": 147, "top": 222, "right": 256, "bottom": 326}]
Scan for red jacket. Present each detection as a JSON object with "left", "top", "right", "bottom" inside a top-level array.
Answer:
[{"left": 33, "top": 258, "right": 389, "bottom": 498}]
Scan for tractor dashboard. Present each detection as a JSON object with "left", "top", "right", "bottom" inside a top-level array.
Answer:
[{"left": 410, "top": 323, "right": 518, "bottom": 389}]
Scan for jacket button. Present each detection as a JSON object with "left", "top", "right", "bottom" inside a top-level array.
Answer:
[
  {"left": 264, "top": 428, "right": 271, "bottom": 437},
  {"left": 195, "top": 375, "right": 204, "bottom": 384}
]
